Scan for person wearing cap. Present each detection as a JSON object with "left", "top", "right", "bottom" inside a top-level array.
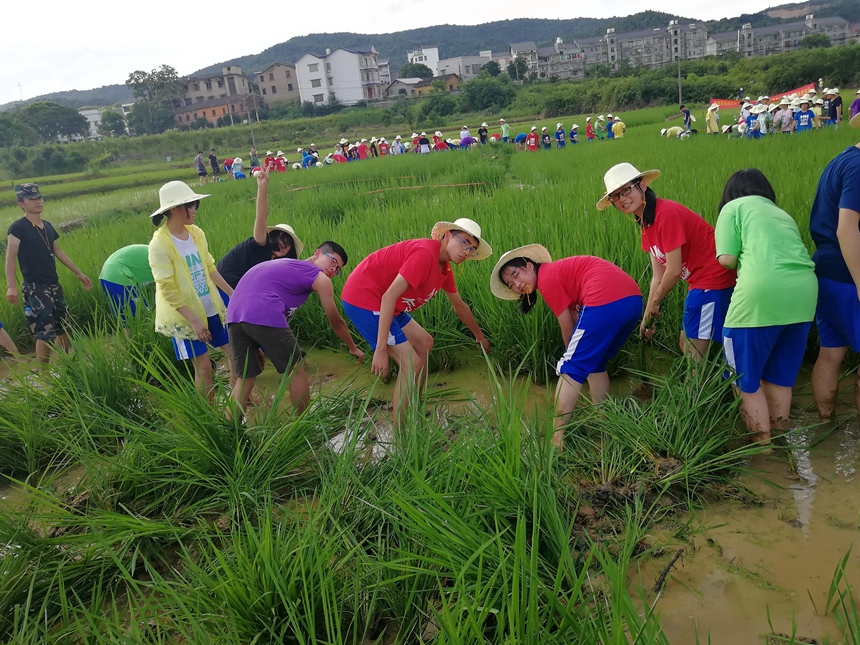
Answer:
[
  {"left": 490, "top": 245, "right": 641, "bottom": 449},
  {"left": 478, "top": 122, "right": 489, "bottom": 145},
  {"left": 715, "top": 169, "right": 817, "bottom": 446},
  {"left": 585, "top": 117, "right": 595, "bottom": 142},
  {"left": 390, "top": 135, "right": 404, "bottom": 155},
  {"left": 194, "top": 151, "right": 208, "bottom": 186},
  {"left": 340, "top": 218, "right": 492, "bottom": 427},
  {"left": 553, "top": 123, "right": 566, "bottom": 149},
  {"left": 524, "top": 126, "right": 539, "bottom": 152},
  {"left": 6, "top": 183, "right": 93, "bottom": 363},
  {"left": 792, "top": 98, "right": 815, "bottom": 133},
  {"left": 274, "top": 151, "right": 288, "bottom": 173},
  {"left": 248, "top": 147, "right": 260, "bottom": 174},
  {"left": 569, "top": 124, "right": 579, "bottom": 144},
  {"left": 460, "top": 125, "right": 471, "bottom": 139},
  {"left": 264, "top": 151, "right": 276, "bottom": 172},
  {"left": 499, "top": 119, "right": 510, "bottom": 143},
  {"left": 378, "top": 137, "right": 390, "bottom": 156},
  {"left": 808, "top": 112, "right": 860, "bottom": 419},
  {"left": 598, "top": 163, "right": 736, "bottom": 360},
  {"left": 216, "top": 168, "right": 301, "bottom": 291},
  {"left": 827, "top": 88, "right": 843, "bottom": 127},
  {"left": 232, "top": 157, "right": 246, "bottom": 179},
  {"left": 98, "top": 244, "right": 153, "bottom": 320},
  {"left": 850, "top": 89, "right": 860, "bottom": 120},
  {"left": 773, "top": 98, "right": 793, "bottom": 134},
  {"left": 148, "top": 181, "right": 235, "bottom": 400},
  {"left": 605, "top": 114, "right": 615, "bottom": 140},
  {"left": 706, "top": 104, "right": 720, "bottom": 135},
  {"left": 208, "top": 149, "right": 221, "bottom": 182},
  {"left": 611, "top": 116, "right": 625, "bottom": 139},
  {"left": 227, "top": 240, "right": 364, "bottom": 415}
]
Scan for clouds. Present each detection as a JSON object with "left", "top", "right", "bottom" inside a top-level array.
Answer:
[{"left": 2, "top": 0, "right": 777, "bottom": 106}]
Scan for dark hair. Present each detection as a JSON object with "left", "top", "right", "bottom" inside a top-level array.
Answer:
[
  {"left": 318, "top": 241, "right": 348, "bottom": 266},
  {"left": 197, "top": 150, "right": 203, "bottom": 154},
  {"left": 679, "top": 104, "right": 686, "bottom": 110},
  {"left": 639, "top": 185, "right": 658, "bottom": 228},
  {"left": 152, "top": 213, "right": 164, "bottom": 227},
  {"left": 499, "top": 257, "right": 542, "bottom": 314},
  {"left": 718, "top": 168, "right": 777, "bottom": 212},
  {"left": 267, "top": 230, "right": 298, "bottom": 259}
]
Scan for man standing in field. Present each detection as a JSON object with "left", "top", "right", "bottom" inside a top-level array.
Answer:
[
  {"left": 810, "top": 113, "right": 860, "bottom": 418},
  {"left": 680, "top": 105, "right": 692, "bottom": 131},
  {"left": 194, "top": 151, "right": 208, "bottom": 186},
  {"left": 5, "top": 183, "right": 92, "bottom": 362},
  {"left": 499, "top": 119, "right": 510, "bottom": 143},
  {"left": 208, "top": 149, "right": 221, "bottom": 182}
]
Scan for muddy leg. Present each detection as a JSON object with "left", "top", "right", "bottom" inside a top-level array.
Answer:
[
  {"left": 554, "top": 375, "right": 585, "bottom": 449},
  {"left": 811, "top": 346, "right": 848, "bottom": 419},
  {"left": 388, "top": 342, "right": 420, "bottom": 430},
  {"left": 762, "top": 380, "right": 792, "bottom": 434},
  {"left": 738, "top": 385, "right": 772, "bottom": 445}
]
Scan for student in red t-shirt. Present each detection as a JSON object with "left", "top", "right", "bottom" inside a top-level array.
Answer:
[
  {"left": 597, "top": 163, "right": 736, "bottom": 360},
  {"left": 274, "top": 152, "right": 287, "bottom": 172},
  {"left": 585, "top": 117, "right": 595, "bottom": 141},
  {"left": 357, "top": 139, "right": 369, "bottom": 159},
  {"left": 264, "top": 151, "right": 276, "bottom": 171},
  {"left": 378, "top": 138, "right": 390, "bottom": 156},
  {"left": 341, "top": 218, "right": 492, "bottom": 426},
  {"left": 525, "top": 126, "right": 540, "bottom": 151},
  {"left": 491, "top": 245, "right": 641, "bottom": 449}
]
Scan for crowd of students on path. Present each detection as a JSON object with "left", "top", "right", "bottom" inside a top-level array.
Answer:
[{"left": 5, "top": 112, "right": 859, "bottom": 449}]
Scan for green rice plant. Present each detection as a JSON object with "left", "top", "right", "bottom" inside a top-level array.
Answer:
[{"left": 827, "top": 546, "right": 860, "bottom": 643}]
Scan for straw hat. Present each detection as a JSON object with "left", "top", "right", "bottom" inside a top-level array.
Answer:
[
  {"left": 556, "top": 122, "right": 563, "bottom": 128},
  {"left": 799, "top": 97, "right": 811, "bottom": 106},
  {"left": 489, "top": 244, "right": 553, "bottom": 300},
  {"left": 435, "top": 130, "right": 443, "bottom": 136},
  {"left": 266, "top": 150, "right": 273, "bottom": 155},
  {"left": 851, "top": 113, "right": 860, "bottom": 129},
  {"left": 831, "top": 88, "right": 840, "bottom": 94},
  {"left": 266, "top": 224, "right": 304, "bottom": 256},
  {"left": 722, "top": 124, "right": 732, "bottom": 134},
  {"left": 596, "top": 163, "right": 660, "bottom": 211},
  {"left": 598, "top": 115, "right": 605, "bottom": 121},
  {"left": 779, "top": 97, "right": 790, "bottom": 106},
  {"left": 856, "top": 89, "right": 860, "bottom": 94},
  {"left": 571, "top": 124, "right": 579, "bottom": 129},
  {"left": 815, "top": 98, "right": 824, "bottom": 105},
  {"left": 420, "top": 132, "right": 427, "bottom": 136},
  {"left": 531, "top": 126, "right": 537, "bottom": 130},
  {"left": 607, "top": 113, "right": 613, "bottom": 118},
  {"left": 276, "top": 150, "right": 284, "bottom": 156},
  {"left": 499, "top": 118, "right": 506, "bottom": 123},
  {"left": 660, "top": 128, "right": 668, "bottom": 136},
  {"left": 708, "top": 103, "right": 719, "bottom": 111},
  {"left": 430, "top": 218, "right": 492, "bottom": 261},
  {"left": 395, "top": 135, "right": 402, "bottom": 140},
  {"left": 461, "top": 125, "right": 468, "bottom": 129},
  {"left": 370, "top": 137, "right": 378, "bottom": 143},
  {"left": 769, "top": 104, "right": 778, "bottom": 112},
  {"left": 481, "top": 122, "right": 488, "bottom": 127},
  {"left": 586, "top": 116, "right": 592, "bottom": 121},
  {"left": 150, "top": 181, "right": 209, "bottom": 218},
  {"left": 233, "top": 157, "right": 242, "bottom": 163},
  {"left": 541, "top": 126, "right": 547, "bottom": 131},
  {"left": 297, "top": 147, "right": 303, "bottom": 152},
  {"left": 411, "top": 133, "right": 418, "bottom": 138},
  {"left": 339, "top": 138, "right": 348, "bottom": 145}
]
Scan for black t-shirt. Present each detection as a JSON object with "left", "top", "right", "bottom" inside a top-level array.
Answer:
[
  {"left": 7, "top": 217, "right": 59, "bottom": 284},
  {"left": 418, "top": 137, "right": 430, "bottom": 146},
  {"left": 478, "top": 127, "right": 488, "bottom": 142},
  {"left": 829, "top": 96, "right": 843, "bottom": 120},
  {"left": 216, "top": 237, "right": 270, "bottom": 288},
  {"left": 209, "top": 153, "right": 219, "bottom": 170}
]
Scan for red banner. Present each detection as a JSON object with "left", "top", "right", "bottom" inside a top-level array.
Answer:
[{"left": 709, "top": 83, "right": 816, "bottom": 108}]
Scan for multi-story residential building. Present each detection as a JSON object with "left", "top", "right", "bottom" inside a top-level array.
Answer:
[
  {"left": 378, "top": 58, "right": 392, "bottom": 85},
  {"left": 535, "top": 38, "right": 586, "bottom": 80},
  {"left": 295, "top": 47, "right": 383, "bottom": 105},
  {"left": 408, "top": 46, "right": 440, "bottom": 72},
  {"left": 437, "top": 55, "right": 489, "bottom": 81},
  {"left": 704, "top": 14, "right": 849, "bottom": 57},
  {"left": 479, "top": 50, "right": 512, "bottom": 70},
  {"left": 255, "top": 63, "right": 299, "bottom": 105},
  {"left": 176, "top": 66, "right": 249, "bottom": 109},
  {"left": 77, "top": 107, "right": 102, "bottom": 138},
  {"left": 414, "top": 74, "right": 461, "bottom": 96},
  {"left": 387, "top": 78, "right": 424, "bottom": 97},
  {"left": 509, "top": 41, "right": 538, "bottom": 74},
  {"left": 172, "top": 94, "right": 263, "bottom": 126}
]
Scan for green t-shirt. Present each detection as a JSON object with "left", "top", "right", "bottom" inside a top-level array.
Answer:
[
  {"left": 501, "top": 123, "right": 510, "bottom": 138},
  {"left": 715, "top": 195, "right": 817, "bottom": 328},
  {"left": 99, "top": 244, "right": 154, "bottom": 287}
]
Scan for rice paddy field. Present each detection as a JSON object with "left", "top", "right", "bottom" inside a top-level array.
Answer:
[{"left": 1, "top": 107, "right": 860, "bottom": 643}]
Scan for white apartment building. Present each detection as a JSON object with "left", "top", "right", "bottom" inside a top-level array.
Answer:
[
  {"left": 295, "top": 47, "right": 383, "bottom": 106},
  {"left": 436, "top": 55, "right": 490, "bottom": 81},
  {"left": 407, "top": 46, "right": 440, "bottom": 72},
  {"left": 77, "top": 107, "right": 102, "bottom": 138}
]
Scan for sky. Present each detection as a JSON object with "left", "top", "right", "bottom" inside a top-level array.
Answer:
[{"left": 3, "top": 0, "right": 783, "bottom": 106}]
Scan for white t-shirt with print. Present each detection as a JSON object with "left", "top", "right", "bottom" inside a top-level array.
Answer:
[{"left": 171, "top": 233, "right": 216, "bottom": 317}]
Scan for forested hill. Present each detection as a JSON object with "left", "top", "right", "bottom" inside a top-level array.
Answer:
[{"left": 192, "top": 11, "right": 688, "bottom": 77}]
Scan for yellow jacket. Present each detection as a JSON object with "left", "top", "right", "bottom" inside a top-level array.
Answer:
[{"left": 148, "top": 224, "right": 225, "bottom": 339}]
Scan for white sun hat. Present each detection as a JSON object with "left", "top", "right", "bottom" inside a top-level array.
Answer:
[
  {"left": 779, "top": 97, "right": 790, "bottom": 106},
  {"left": 150, "top": 181, "right": 210, "bottom": 218},
  {"left": 297, "top": 147, "right": 303, "bottom": 152},
  {"left": 411, "top": 133, "right": 418, "bottom": 138},
  {"left": 769, "top": 104, "right": 779, "bottom": 111},
  {"left": 571, "top": 124, "right": 579, "bottom": 129},
  {"left": 430, "top": 217, "right": 493, "bottom": 261},
  {"left": 586, "top": 116, "right": 592, "bottom": 121},
  {"left": 660, "top": 128, "right": 668, "bottom": 136},
  {"left": 556, "top": 122, "right": 563, "bottom": 128},
  {"left": 598, "top": 114, "right": 605, "bottom": 121},
  {"left": 292, "top": 163, "right": 302, "bottom": 170},
  {"left": 832, "top": 88, "right": 840, "bottom": 94},
  {"left": 856, "top": 89, "right": 860, "bottom": 94},
  {"left": 265, "top": 224, "right": 304, "bottom": 257},
  {"left": 499, "top": 118, "right": 506, "bottom": 122},
  {"left": 266, "top": 150, "right": 273, "bottom": 155},
  {"left": 722, "top": 124, "right": 732, "bottom": 134},
  {"left": 233, "top": 157, "right": 243, "bottom": 163},
  {"left": 276, "top": 150, "right": 284, "bottom": 156},
  {"left": 420, "top": 132, "right": 427, "bottom": 136},
  {"left": 340, "top": 138, "right": 348, "bottom": 145},
  {"left": 489, "top": 244, "right": 553, "bottom": 300},
  {"left": 481, "top": 122, "right": 488, "bottom": 127},
  {"left": 851, "top": 113, "right": 860, "bottom": 128},
  {"left": 435, "top": 130, "right": 443, "bottom": 136},
  {"left": 541, "top": 126, "right": 547, "bottom": 131},
  {"left": 370, "top": 137, "right": 378, "bottom": 143},
  {"left": 361, "top": 138, "right": 368, "bottom": 143},
  {"left": 815, "top": 98, "right": 824, "bottom": 105},
  {"left": 531, "top": 125, "right": 537, "bottom": 130},
  {"left": 395, "top": 135, "right": 402, "bottom": 140},
  {"left": 607, "top": 113, "right": 613, "bottom": 118},
  {"left": 596, "top": 163, "right": 660, "bottom": 211},
  {"left": 708, "top": 103, "right": 719, "bottom": 111},
  {"left": 461, "top": 125, "right": 468, "bottom": 129}
]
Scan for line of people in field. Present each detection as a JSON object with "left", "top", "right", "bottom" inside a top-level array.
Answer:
[{"left": 5, "top": 113, "right": 859, "bottom": 449}]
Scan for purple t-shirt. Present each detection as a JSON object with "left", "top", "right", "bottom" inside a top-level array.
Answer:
[
  {"left": 850, "top": 97, "right": 860, "bottom": 119},
  {"left": 227, "top": 258, "right": 321, "bottom": 328}
]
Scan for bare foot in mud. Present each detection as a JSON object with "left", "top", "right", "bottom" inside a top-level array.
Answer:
[{"left": 552, "top": 430, "right": 565, "bottom": 451}]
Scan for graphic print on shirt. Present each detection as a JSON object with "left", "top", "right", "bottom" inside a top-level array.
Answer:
[
  {"left": 648, "top": 245, "right": 691, "bottom": 281},
  {"left": 401, "top": 288, "right": 438, "bottom": 313},
  {"left": 184, "top": 251, "right": 210, "bottom": 298}
]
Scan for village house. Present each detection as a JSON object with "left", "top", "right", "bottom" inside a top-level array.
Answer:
[
  {"left": 295, "top": 47, "right": 383, "bottom": 106},
  {"left": 255, "top": 63, "right": 299, "bottom": 104}
]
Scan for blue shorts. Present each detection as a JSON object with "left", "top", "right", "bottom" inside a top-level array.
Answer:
[
  {"left": 723, "top": 323, "right": 812, "bottom": 393},
  {"left": 816, "top": 278, "right": 860, "bottom": 351},
  {"left": 219, "top": 289, "right": 230, "bottom": 307},
  {"left": 556, "top": 295, "right": 642, "bottom": 383},
  {"left": 172, "top": 314, "right": 230, "bottom": 361},
  {"left": 100, "top": 279, "right": 144, "bottom": 319},
  {"left": 683, "top": 287, "right": 732, "bottom": 342},
  {"left": 342, "top": 301, "right": 412, "bottom": 350},
  {"left": 234, "top": 171, "right": 246, "bottom": 179}
]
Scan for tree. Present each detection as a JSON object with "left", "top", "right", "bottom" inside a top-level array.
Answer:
[
  {"left": 800, "top": 33, "right": 831, "bottom": 49},
  {"left": 481, "top": 60, "right": 502, "bottom": 77},
  {"left": 127, "top": 101, "right": 176, "bottom": 136},
  {"left": 19, "top": 102, "right": 89, "bottom": 142},
  {"left": 399, "top": 62, "right": 434, "bottom": 78},
  {"left": 0, "top": 112, "right": 41, "bottom": 148},
  {"left": 507, "top": 56, "right": 528, "bottom": 81},
  {"left": 460, "top": 76, "right": 517, "bottom": 112},
  {"left": 98, "top": 110, "right": 127, "bottom": 137},
  {"left": 125, "top": 65, "right": 182, "bottom": 135}
]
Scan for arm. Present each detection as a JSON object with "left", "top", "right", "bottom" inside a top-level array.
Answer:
[
  {"left": 54, "top": 242, "right": 92, "bottom": 290},
  {"left": 312, "top": 273, "right": 364, "bottom": 363},
  {"left": 5, "top": 235, "right": 20, "bottom": 304},
  {"left": 836, "top": 208, "right": 860, "bottom": 299},
  {"left": 557, "top": 308, "right": 576, "bottom": 346},
  {"left": 209, "top": 270, "right": 233, "bottom": 297},
  {"left": 252, "top": 169, "right": 270, "bottom": 245},
  {"left": 646, "top": 247, "right": 683, "bottom": 319},
  {"left": 175, "top": 305, "right": 210, "bottom": 342},
  {"left": 641, "top": 255, "right": 666, "bottom": 336},
  {"left": 444, "top": 290, "right": 490, "bottom": 352},
  {"left": 718, "top": 254, "right": 737, "bottom": 270},
  {"left": 373, "top": 274, "right": 411, "bottom": 378}
]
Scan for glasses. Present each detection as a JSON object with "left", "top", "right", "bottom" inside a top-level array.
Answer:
[
  {"left": 321, "top": 251, "right": 342, "bottom": 276},
  {"left": 184, "top": 200, "right": 200, "bottom": 210},
  {"left": 607, "top": 183, "right": 639, "bottom": 204},
  {"left": 451, "top": 231, "right": 479, "bottom": 257}
]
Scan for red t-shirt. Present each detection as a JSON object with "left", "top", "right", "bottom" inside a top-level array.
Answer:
[
  {"left": 640, "top": 199, "right": 736, "bottom": 291},
  {"left": 357, "top": 144, "right": 368, "bottom": 159},
  {"left": 378, "top": 143, "right": 389, "bottom": 155},
  {"left": 274, "top": 157, "right": 287, "bottom": 172},
  {"left": 264, "top": 155, "right": 276, "bottom": 170},
  {"left": 586, "top": 123, "right": 595, "bottom": 138},
  {"left": 537, "top": 256, "right": 640, "bottom": 316},
  {"left": 341, "top": 239, "right": 457, "bottom": 314},
  {"left": 526, "top": 133, "right": 539, "bottom": 150}
]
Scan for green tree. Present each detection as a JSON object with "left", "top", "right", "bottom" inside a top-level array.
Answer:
[
  {"left": 125, "top": 65, "right": 182, "bottom": 134},
  {"left": 460, "top": 76, "right": 517, "bottom": 111},
  {"left": 398, "top": 62, "right": 434, "bottom": 78},
  {"left": 127, "top": 102, "right": 176, "bottom": 136},
  {"left": 507, "top": 56, "right": 528, "bottom": 81},
  {"left": 98, "top": 110, "right": 127, "bottom": 137},
  {"left": 0, "top": 112, "right": 41, "bottom": 148},
  {"left": 800, "top": 33, "right": 831, "bottom": 49},
  {"left": 481, "top": 60, "right": 502, "bottom": 77},
  {"left": 19, "top": 102, "right": 89, "bottom": 142}
]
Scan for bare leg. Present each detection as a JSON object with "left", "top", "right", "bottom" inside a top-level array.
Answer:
[
  {"left": 229, "top": 375, "right": 257, "bottom": 420},
  {"left": 553, "top": 374, "right": 585, "bottom": 449},
  {"left": 387, "top": 342, "right": 420, "bottom": 429},
  {"left": 191, "top": 352, "right": 215, "bottom": 403},
  {"left": 586, "top": 371, "right": 610, "bottom": 403},
  {"left": 0, "top": 329, "right": 19, "bottom": 356},
  {"left": 681, "top": 330, "right": 709, "bottom": 362},
  {"left": 288, "top": 363, "right": 310, "bottom": 414},
  {"left": 55, "top": 332, "right": 72, "bottom": 354},
  {"left": 811, "top": 346, "right": 849, "bottom": 418},
  {"left": 400, "top": 320, "right": 433, "bottom": 395},
  {"left": 762, "top": 381, "right": 792, "bottom": 433},
  {"left": 738, "top": 385, "right": 772, "bottom": 445},
  {"left": 214, "top": 343, "right": 235, "bottom": 384},
  {"left": 35, "top": 339, "right": 52, "bottom": 363}
]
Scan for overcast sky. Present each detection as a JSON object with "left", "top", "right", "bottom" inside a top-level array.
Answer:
[{"left": 4, "top": 0, "right": 782, "bottom": 106}]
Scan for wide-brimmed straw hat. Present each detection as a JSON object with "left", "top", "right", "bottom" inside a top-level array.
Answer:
[
  {"left": 481, "top": 122, "right": 488, "bottom": 127},
  {"left": 530, "top": 126, "right": 537, "bottom": 130},
  {"left": 586, "top": 116, "right": 592, "bottom": 121},
  {"left": 596, "top": 163, "right": 660, "bottom": 211},
  {"left": 430, "top": 217, "right": 492, "bottom": 261},
  {"left": 556, "top": 122, "right": 563, "bottom": 128},
  {"left": 233, "top": 157, "right": 243, "bottom": 163},
  {"left": 851, "top": 113, "right": 860, "bottom": 129},
  {"left": 435, "top": 130, "right": 443, "bottom": 136},
  {"left": 150, "top": 181, "right": 209, "bottom": 218},
  {"left": 266, "top": 150, "right": 273, "bottom": 155},
  {"left": 276, "top": 150, "right": 284, "bottom": 156},
  {"left": 395, "top": 135, "right": 402, "bottom": 140},
  {"left": 499, "top": 118, "right": 506, "bottom": 123},
  {"left": 266, "top": 224, "right": 304, "bottom": 256},
  {"left": 339, "top": 138, "right": 348, "bottom": 144},
  {"left": 571, "top": 124, "right": 579, "bottom": 129},
  {"left": 660, "top": 128, "right": 668, "bottom": 136},
  {"left": 779, "top": 97, "right": 790, "bottom": 106},
  {"left": 722, "top": 124, "right": 732, "bottom": 134},
  {"left": 489, "top": 244, "right": 553, "bottom": 300}
]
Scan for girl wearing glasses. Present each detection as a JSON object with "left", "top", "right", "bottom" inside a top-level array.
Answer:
[
  {"left": 341, "top": 218, "right": 492, "bottom": 427},
  {"left": 597, "top": 163, "right": 736, "bottom": 361},
  {"left": 490, "top": 245, "right": 641, "bottom": 450},
  {"left": 148, "top": 181, "right": 235, "bottom": 402}
]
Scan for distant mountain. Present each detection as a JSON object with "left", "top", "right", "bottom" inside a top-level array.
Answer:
[{"left": 2, "top": 1, "right": 856, "bottom": 112}]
